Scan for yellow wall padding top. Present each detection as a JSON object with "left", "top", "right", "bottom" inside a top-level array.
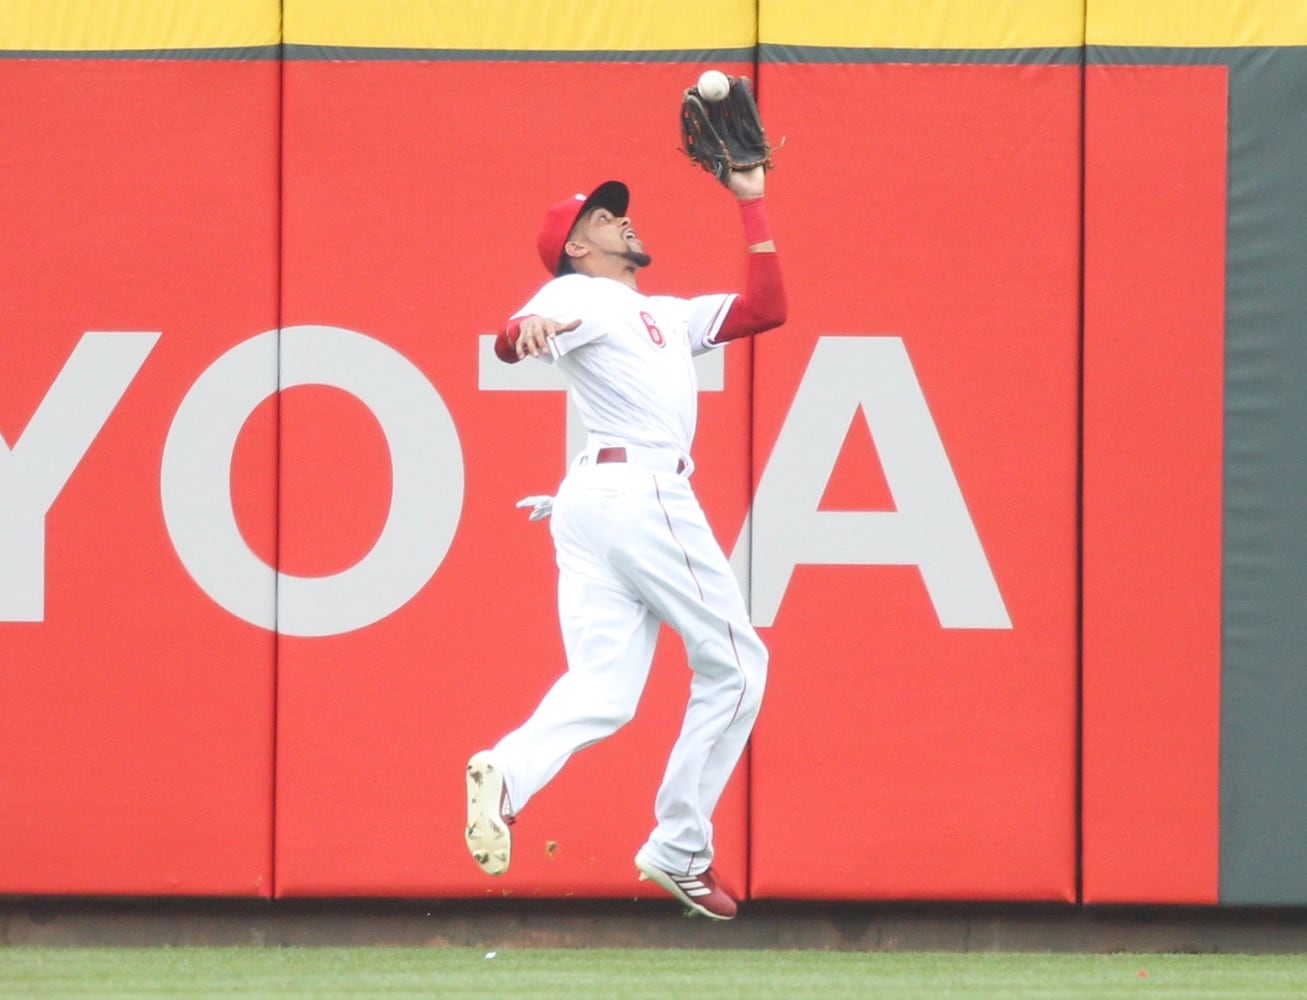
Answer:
[
  {"left": 0, "top": 0, "right": 280, "bottom": 51},
  {"left": 1088, "top": 0, "right": 1307, "bottom": 47},
  {"left": 284, "top": 0, "right": 757, "bottom": 51},
  {"left": 761, "top": 0, "right": 1086, "bottom": 50}
]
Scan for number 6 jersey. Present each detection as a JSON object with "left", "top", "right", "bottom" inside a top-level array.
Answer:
[{"left": 512, "top": 273, "right": 736, "bottom": 456}]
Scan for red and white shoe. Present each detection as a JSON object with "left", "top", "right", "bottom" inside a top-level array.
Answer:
[
  {"left": 465, "top": 751, "right": 514, "bottom": 876},
  {"left": 635, "top": 854, "right": 738, "bottom": 920}
]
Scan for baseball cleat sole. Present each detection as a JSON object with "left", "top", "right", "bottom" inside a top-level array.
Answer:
[{"left": 465, "top": 752, "right": 511, "bottom": 876}]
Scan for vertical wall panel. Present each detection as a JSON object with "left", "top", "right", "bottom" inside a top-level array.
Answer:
[
  {"left": 1081, "top": 62, "right": 1227, "bottom": 904},
  {"left": 275, "top": 0, "right": 758, "bottom": 898},
  {"left": 0, "top": 3, "right": 280, "bottom": 895},
  {"left": 1216, "top": 43, "right": 1307, "bottom": 906},
  {"left": 749, "top": 0, "right": 1082, "bottom": 901}
]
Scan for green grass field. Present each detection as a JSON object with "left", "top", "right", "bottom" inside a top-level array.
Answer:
[{"left": 2, "top": 948, "right": 1306, "bottom": 999}]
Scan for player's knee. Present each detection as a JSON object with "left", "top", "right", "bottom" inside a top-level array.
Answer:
[
  {"left": 735, "top": 638, "right": 768, "bottom": 722},
  {"left": 742, "top": 630, "right": 768, "bottom": 682}
]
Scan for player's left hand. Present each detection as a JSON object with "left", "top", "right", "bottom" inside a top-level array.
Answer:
[
  {"left": 515, "top": 495, "right": 554, "bottom": 521},
  {"left": 726, "top": 165, "right": 766, "bottom": 200}
]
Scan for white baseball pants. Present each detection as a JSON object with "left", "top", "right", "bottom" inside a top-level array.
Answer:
[{"left": 493, "top": 453, "right": 767, "bottom": 875}]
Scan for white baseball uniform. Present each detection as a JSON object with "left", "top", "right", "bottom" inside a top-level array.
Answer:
[{"left": 491, "top": 272, "right": 768, "bottom": 877}]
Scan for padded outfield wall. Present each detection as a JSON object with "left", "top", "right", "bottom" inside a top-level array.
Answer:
[{"left": 1, "top": 0, "right": 1305, "bottom": 906}]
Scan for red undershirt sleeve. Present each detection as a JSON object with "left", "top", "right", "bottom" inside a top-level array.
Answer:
[{"left": 711, "top": 202, "right": 787, "bottom": 344}]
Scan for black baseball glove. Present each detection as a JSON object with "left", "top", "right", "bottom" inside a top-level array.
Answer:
[{"left": 679, "top": 75, "right": 774, "bottom": 185}]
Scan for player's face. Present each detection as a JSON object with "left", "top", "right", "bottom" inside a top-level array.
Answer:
[{"left": 574, "top": 207, "right": 651, "bottom": 268}]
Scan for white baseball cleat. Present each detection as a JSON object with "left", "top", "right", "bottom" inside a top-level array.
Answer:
[
  {"left": 635, "top": 853, "right": 738, "bottom": 920},
  {"left": 465, "top": 751, "right": 514, "bottom": 876}
]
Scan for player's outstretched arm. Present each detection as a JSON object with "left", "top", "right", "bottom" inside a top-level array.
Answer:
[
  {"left": 711, "top": 167, "right": 786, "bottom": 343},
  {"left": 493, "top": 315, "right": 581, "bottom": 363}
]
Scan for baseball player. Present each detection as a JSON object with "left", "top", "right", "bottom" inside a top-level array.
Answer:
[{"left": 466, "top": 162, "right": 785, "bottom": 920}]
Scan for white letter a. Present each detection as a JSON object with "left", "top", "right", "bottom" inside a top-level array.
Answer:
[{"left": 741, "top": 336, "right": 1010, "bottom": 630}]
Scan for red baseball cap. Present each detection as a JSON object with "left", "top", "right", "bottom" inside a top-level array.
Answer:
[{"left": 536, "top": 180, "right": 629, "bottom": 276}]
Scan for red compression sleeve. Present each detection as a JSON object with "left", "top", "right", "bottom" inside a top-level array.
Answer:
[
  {"left": 738, "top": 195, "right": 773, "bottom": 247},
  {"left": 713, "top": 199, "right": 787, "bottom": 343},
  {"left": 494, "top": 316, "right": 526, "bottom": 363}
]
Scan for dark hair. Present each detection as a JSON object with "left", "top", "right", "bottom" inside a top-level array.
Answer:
[{"left": 555, "top": 255, "right": 575, "bottom": 277}]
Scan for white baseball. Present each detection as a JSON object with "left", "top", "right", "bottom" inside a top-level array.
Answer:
[{"left": 696, "top": 69, "right": 730, "bottom": 102}]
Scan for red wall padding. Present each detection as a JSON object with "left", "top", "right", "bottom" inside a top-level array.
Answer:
[
  {"left": 0, "top": 59, "right": 279, "bottom": 895},
  {"left": 0, "top": 21, "right": 1244, "bottom": 907},
  {"left": 273, "top": 58, "right": 758, "bottom": 898},
  {"left": 1081, "top": 64, "right": 1227, "bottom": 904},
  {"left": 748, "top": 62, "right": 1082, "bottom": 900}
]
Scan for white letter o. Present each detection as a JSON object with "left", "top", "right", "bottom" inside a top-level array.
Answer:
[{"left": 161, "top": 326, "right": 463, "bottom": 637}]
